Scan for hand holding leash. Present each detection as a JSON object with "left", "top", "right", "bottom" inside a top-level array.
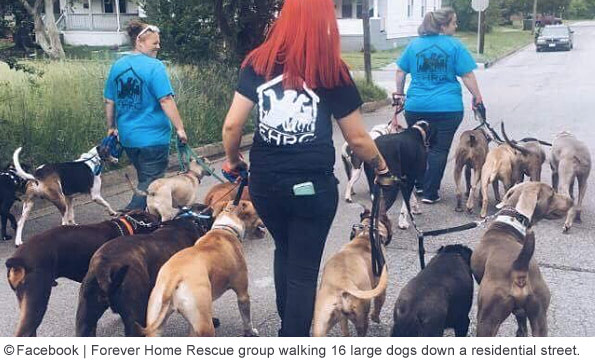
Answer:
[
  {"left": 473, "top": 99, "right": 486, "bottom": 119},
  {"left": 222, "top": 158, "right": 248, "bottom": 184},
  {"left": 176, "top": 128, "right": 188, "bottom": 144},
  {"left": 374, "top": 167, "right": 396, "bottom": 189},
  {"left": 392, "top": 92, "right": 405, "bottom": 114}
]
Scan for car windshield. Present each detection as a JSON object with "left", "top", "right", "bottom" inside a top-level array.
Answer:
[{"left": 541, "top": 27, "right": 569, "bottom": 37}]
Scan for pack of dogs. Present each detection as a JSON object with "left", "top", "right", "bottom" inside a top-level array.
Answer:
[{"left": 0, "top": 113, "right": 591, "bottom": 337}]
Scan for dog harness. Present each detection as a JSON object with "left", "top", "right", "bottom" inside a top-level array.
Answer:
[
  {"left": 77, "top": 149, "right": 103, "bottom": 176},
  {"left": 493, "top": 208, "right": 530, "bottom": 237},
  {"left": 211, "top": 213, "right": 245, "bottom": 240}
]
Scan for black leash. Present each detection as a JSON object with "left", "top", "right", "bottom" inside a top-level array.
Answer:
[
  {"left": 401, "top": 185, "right": 492, "bottom": 270},
  {"left": 370, "top": 184, "right": 386, "bottom": 277},
  {"left": 519, "top": 137, "right": 553, "bottom": 146},
  {"left": 233, "top": 177, "right": 248, "bottom": 206},
  {"left": 473, "top": 103, "right": 504, "bottom": 144}
]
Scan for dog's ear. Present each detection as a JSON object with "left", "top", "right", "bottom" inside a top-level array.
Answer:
[
  {"left": 514, "top": 184, "right": 542, "bottom": 221},
  {"left": 496, "top": 183, "right": 523, "bottom": 209},
  {"left": 211, "top": 201, "right": 228, "bottom": 217}
]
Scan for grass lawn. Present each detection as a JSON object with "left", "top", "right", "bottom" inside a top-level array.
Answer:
[{"left": 342, "top": 26, "right": 533, "bottom": 70}]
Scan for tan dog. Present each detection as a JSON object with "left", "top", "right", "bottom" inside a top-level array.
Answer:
[
  {"left": 126, "top": 159, "right": 209, "bottom": 221},
  {"left": 454, "top": 128, "right": 490, "bottom": 213},
  {"left": 140, "top": 200, "right": 262, "bottom": 336},
  {"left": 203, "top": 182, "right": 251, "bottom": 206},
  {"left": 550, "top": 132, "right": 592, "bottom": 233},
  {"left": 479, "top": 143, "right": 521, "bottom": 218},
  {"left": 311, "top": 209, "right": 392, "bottom": 336},
  {"left": 471, "top": 182, "right": 573, "bottom": 337},
  {"left": 502, "top": 126, "right": 546, "bottom": 182}
]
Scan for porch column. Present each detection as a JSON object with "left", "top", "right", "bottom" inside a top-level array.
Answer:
[
  {"left": 115, "top": 0, "right": 121, "bottom": 32},
  {"left": 373, "top": 0, "right": 378, "bottom": 17},
  {"left": 88, "top": 0, "right": 93, "bottom": 30},
  {"left": 352, "top": 0, "right": 357, "bottom": 18}
]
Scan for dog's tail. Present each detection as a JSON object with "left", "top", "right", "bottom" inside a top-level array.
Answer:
[
  {"left": 511, "top": 231, "right": 535, "bottom": 299},
  {"left": 139, "top": 271, "right": 182, "bottom": 336},
  {"left": 468, "top": 133, "right": 477, "bottom": 147},
  {"left": 342, "top": 264, "right": 388, "bottom": 300},
  {"left": 124, "top": 173, "right": 148, "bottom": 197},
  {"left": 12, "top": 147, "right": 35, "bottom": 181},
  {"left": 95, "top": 263, "right": 129, "bottom": 298}
]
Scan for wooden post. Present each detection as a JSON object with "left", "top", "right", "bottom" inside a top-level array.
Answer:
[{"left": 362, "top": 0, "right": 372, "bottom": 84}]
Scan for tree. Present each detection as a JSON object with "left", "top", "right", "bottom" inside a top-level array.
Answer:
[
  {"left": 143, "top": 0, "right": 283, "bottom": 64},
  {"left": 362, "top": 0, "right": 372, "bottom": 83},
  {"left": 18, "top": 0, "right": 64, "bottom": 59}
]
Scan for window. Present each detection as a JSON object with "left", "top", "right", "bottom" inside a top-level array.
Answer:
[
  {"left": 104, "top": 0, "right": 114, "bottom": 14},
  {"left": 341, "top": 1, "right": 352, "bottom": 18},
  {"left": 408, "top": 0, "right": 414, "bottom": 18},
  {"left": 421, "top": 0, "right": 426, "bottom": 17}
]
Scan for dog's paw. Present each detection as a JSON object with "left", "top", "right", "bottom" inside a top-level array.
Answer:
[
  {"left": 466, "top": 207, "right": 474, "bottom": 214},
  {"left": 244, "top": 328, "right": 259, "bottom": 337},
  {"left": 345, "top": 197, "right": 353, "bottom": 203},
  {"left": 398, "top": 221, "right": 410, "bottom": 230},
  {"left": 562, "top": 224, "right": 571, "bottom": 234},
  {"left": 371, "top": 314, "right": 381, "bottom": 324},
  {"left": 212, "top": 317, "right": 221, "bottom": 328}
]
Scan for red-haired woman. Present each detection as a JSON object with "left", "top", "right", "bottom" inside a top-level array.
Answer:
[{"left": 222, "top": 0, "right": 391, "bottom": 336}]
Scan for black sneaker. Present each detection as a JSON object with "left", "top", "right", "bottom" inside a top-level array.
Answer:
[
  {"left": 421, "top": 196, "right": 441, "bottom": 204},
  {"left": 414, "top": 187, "right": 424, "bottom": 195}
]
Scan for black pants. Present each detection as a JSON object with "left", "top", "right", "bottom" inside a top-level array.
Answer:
[
  {"left": 249, "top": 172, "right": 338, "bottom": 336},
  {"left": 405, "top": 111, "right": 464, "bottom": 200}
]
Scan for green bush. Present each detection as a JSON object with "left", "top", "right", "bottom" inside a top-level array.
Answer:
[
  {"left": 0, "top": 60, "right": 238, "bottom": 167},
  {"left": 353, "top": 78, "right": 388, "bottom": 103}
]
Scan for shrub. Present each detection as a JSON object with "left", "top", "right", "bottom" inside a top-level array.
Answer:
[{"left": 353, "top": 78, "right": 388, "bottom": 103}]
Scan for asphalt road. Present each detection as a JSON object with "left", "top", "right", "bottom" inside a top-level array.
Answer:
[{"left": 1, "top": 22, "right": 594, "bottom": 337}]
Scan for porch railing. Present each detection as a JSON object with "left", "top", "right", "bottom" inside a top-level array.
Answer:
[{"left": 62, "top": 13, "right": 138, "bottom": 31}]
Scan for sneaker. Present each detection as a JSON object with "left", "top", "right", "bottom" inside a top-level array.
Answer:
[
  {"left": 414, "top": 187, "right": 424, "bottom": 196},
  {"left": 421, "top": 196, "right": 441, "bottom": 204}
]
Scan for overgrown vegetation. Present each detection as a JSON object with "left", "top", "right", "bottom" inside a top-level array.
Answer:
[
  {"left": 0, "top": 60, "right": 237, "bottom": 166},
  {"left": 353, "top": 77, "right": 388, "bottom": 102}
]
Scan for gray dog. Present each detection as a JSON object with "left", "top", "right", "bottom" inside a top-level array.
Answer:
[{"left": 550, "top": 131, "right": 592, "bottom": 233}]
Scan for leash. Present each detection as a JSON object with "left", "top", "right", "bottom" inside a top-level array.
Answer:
[
  {"left": 192, "top": 180, "right": 241, "bottom": 217},
  {"left": 369, "top": 184, "right": 386, "bottom": 277},
  {"left": 473, "top": 104, "right": 504, "bottom": 144},
  {"left": 233, "top": 177, "right": 247, "bottom": 206},
  {"left": 400, "top": 185, "right": 495, "bottom": 269},
  {"left": 175, "top": 140, "right": 225, "bottom": 183},
  {"left": 519, "top": 137, "right": 553, "bottom": 147}
]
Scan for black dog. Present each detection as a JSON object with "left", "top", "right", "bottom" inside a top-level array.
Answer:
[
  {"left": 5, "top": 210, "right": 160, "bottom": 337},
  {"left": 364, "top": 120, "right": 434, "bottom": 211},
  {"left": 0, "top": 165, "right": 27, "bottom": 241},
  {"left": 75, "top": 207, "right": 214, "bottom": 337},
  {"left": 391, "top": 244, "right": 473, "bottom": 337}
]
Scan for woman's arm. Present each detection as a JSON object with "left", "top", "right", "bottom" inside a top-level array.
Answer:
[
  {"left": 337, "top": 109, "right": 387, "bottom": 172},
  {"left": 159, "top": 95, "right": 188, "bottom": 143},
  {"left": 222, "top": 92, "right": 255, "bottom": 167},
  {"left": 461, "top": 71, "right": 483, "bottom": 106},
  {"left": 105, "top": 99, "right": 117, "bottom": 136},
  {"left": 395, "top": 66, "right": 407, "bottom": 95}
]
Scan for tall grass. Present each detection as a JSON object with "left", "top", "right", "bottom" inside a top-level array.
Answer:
[{"left": 0, "top": 59, "right": 237, "bottom": 167}]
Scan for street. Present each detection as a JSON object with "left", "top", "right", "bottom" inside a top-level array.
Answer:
[{"left": 1, "top": 21, "right": 594, "bottom": 337}]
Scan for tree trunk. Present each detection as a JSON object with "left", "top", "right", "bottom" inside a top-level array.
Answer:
[
  {"left": 20, "top": 0, "right": 65, "bottom": 59},
  {"left": 362, "top": 0, "right": 372, "bottom": 84}
]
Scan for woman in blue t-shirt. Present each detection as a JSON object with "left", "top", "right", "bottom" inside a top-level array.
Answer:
[
  {"left": 395, "top": 8, "right": 484, "bottom": 203},
  {"left": 104, "top": 20, "right": 188, "bottom": 210}
]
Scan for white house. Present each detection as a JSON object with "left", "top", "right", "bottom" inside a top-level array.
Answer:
[
  {"left": 335, "top": 0, "right": 442, "bottom": 51},
  {"left": 53, "top": 0, "right": 142, "bottom": 46}
]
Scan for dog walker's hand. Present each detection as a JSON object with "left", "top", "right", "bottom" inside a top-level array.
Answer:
[
  {"left": 375, "top": 168, "right": 396, "bottom": 188},
  {"left": 222, "top": 159, "right": 248, "bottom": 183}
]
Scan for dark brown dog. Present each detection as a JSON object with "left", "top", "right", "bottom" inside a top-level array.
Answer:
[
  {"left": 75, "top": 209, "right": 214, "bottom": 337},
  {"left": 5, "top": 211, "right": 159, "bottom": 337},
  {"left": 391, "top": 244, "right": 473, "bottom": 337}
]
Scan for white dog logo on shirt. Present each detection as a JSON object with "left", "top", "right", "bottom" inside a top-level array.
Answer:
[{"left": 256, "top": 75, "right": 320, "bottom": 146}]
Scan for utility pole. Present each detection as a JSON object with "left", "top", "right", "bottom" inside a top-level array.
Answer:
[
  {"left": 478, "top": 10, "right": 486, "bottom": 54},
  {"left": 362, "top": 0, "right": 372, "bottom": 84},
  {"left": 532, "top": 0, "right": 538, "bottom": 34}
]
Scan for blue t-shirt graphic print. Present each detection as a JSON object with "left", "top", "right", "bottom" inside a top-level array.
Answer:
[
  {"left": 104, "top": 53, "right": 174, "bottom": 147},
  {"left": 397, "top": 35, "right": 477, "bottom": 112}
]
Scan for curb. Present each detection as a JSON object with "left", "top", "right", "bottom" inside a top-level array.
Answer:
[
  {"left": 480, "top": 42, "right": 534, "bottom": 69},
  {"left": 24, "top": 98, "right": 391, "bottom": 220}
]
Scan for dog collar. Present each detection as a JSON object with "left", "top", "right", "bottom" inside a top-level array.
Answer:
[
  {"left": 212, "top": 214, "right": 244, "bottom": 240},
  {"left": 494, "top": 215, "right": 527, "bottom": 237},
  {"left": 112, "top": 217, "right": 135, "bottom": 236},
  {"left": 0, "top": 170, "right": 23, "bottom": 187}
]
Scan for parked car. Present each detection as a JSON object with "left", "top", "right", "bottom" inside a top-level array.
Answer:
[{"left": 535, "top": 25, "right": 574, "bottom": 52}]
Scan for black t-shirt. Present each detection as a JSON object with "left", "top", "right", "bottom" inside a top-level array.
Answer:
[{"left": 236, "top": 65, "right": 363, "bottom": 175}]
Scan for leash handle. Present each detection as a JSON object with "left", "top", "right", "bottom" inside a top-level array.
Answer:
[
  {"left": 422, "top": 221, "right": 479, "bottom": 237},
  {"left": 233, "top": 177, "right": 247, "bottom": 206}
]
